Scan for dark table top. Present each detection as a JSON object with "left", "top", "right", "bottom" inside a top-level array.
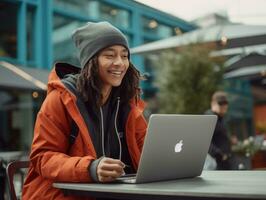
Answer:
[
  {"left": 54, "top": 170, "right": 266, "bottom": 200},
  {"left": 0, "top": 151, "right": 23, "bottom": 164}
]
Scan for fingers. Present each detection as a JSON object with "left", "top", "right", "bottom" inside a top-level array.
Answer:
[
  {"left": 99, "top": 176, "right": 116, "bottom": 183},
  {"left": 104, "top": 157, "right": 125, "bottom": 167},
  {"left": 99, "top": 169, "right": 122, "bottom": 178},
  {"left": 101, "top": 163, "right": 124, "bottom": 171},
  {"left": 97, "top": 157, "right": 125, "bottom": 183}
]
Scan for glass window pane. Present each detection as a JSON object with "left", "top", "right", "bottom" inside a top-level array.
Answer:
[
  {"left": 158, "top": 24, "right": 174, "bottom": 37},
  {"left": 54, "top": 0, "right": 87, "bottom": 12},
  {"left": 54, "top": 0, "right": 131, "bottom": 29},
  {"left": 0, "top": 2, "right": 18, "bottom": 58},
  {"left": 54, "top": 0, "right": 100, "bottom": 19},
  {"left": 53, "top": 15, "right": 83, "bottom": 66},
  {"left": 142, "top": 17, "right": 175, "bottom": 38},
  {"left": 0, "top": 90, "right": 45, "bottom": 151},
  {"left": 27, "top": 6, "right": 35, "bottom": 61},
  {"left": 124, "top": 34, "right": 132, "bottom": 47},
  {"left": 99, "top": 3, "right": 131, "bottom": 29},
  {"left": 143, "top": 38, "right": 154, "bottom": 44}
]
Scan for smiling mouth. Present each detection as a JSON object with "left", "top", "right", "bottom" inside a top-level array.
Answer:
[{"left": 108, "top": 70, "right": 123, "bottom": 77}]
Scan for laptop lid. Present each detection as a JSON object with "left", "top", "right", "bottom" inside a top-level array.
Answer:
[{"left": 135, "top": 114, "right": 217, "bottom": 183}]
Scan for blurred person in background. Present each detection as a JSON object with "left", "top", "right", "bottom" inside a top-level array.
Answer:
[
  {"left": 22, "top": 21, "right": 147, "bottom": 200},
  {"left": 205, "top": 91, "right": 233, "bottom": 170},
  {"left": 0, "top": 135, "right": 7, "bottom": 200}
]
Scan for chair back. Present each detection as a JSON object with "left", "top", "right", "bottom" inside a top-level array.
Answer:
[{"left": 6, "top": 160, "right": 30, "bottom": 200}]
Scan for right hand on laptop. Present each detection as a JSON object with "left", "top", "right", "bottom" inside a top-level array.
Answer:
[{"left": 97, "top": 157, "right": 125, "bottom": 182}]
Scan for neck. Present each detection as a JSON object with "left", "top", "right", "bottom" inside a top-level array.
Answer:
[{"left": 101, "top": 86, "right": 112, "bottom": 106}]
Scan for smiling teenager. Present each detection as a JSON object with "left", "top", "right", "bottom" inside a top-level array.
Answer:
[{"left": 22, "top": 22, "right": 147, "bottom": 200}]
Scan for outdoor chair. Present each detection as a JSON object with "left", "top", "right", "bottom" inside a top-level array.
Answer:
[{"left": 6, "top": 160, "right": 30, "bottom": 200}]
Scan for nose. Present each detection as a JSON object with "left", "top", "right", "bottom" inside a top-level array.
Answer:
[{"left": 112, "top": 55, "right": 124, "bottom": 66}]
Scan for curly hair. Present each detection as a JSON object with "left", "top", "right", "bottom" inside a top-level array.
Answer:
[{"left": 76, "top": 55, "right": 142, "bottom": 107}]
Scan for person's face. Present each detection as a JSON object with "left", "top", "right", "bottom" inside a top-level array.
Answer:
[
  {"left": 211, "top": 101, "right": 228, "bottom": 117},
  {"left": 97, "top": 45, "right": 129, "bottom": 91}
]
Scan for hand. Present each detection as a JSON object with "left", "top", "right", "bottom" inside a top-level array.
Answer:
[
  {"left": 97, "top": 157, "right": 125, "bottom": 183},
  {"left": 222, "top": 154, "right": 228, "bottom": 161}
]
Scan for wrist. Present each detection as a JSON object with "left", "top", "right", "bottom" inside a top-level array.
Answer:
[{"left": 89, "top": 157, "right": 103, "bottom": 182}]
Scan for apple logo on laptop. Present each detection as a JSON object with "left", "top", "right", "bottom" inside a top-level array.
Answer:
[{"left": 174, "top": 140, "right": 183, "bottom": 153}]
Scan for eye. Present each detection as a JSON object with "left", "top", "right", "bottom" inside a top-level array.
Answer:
[
  {"left": 105, "top": 54, "right": 114, "bottom": 58},
  {"left": 122, "top": 55, "right": 128, "bottom": 59}
]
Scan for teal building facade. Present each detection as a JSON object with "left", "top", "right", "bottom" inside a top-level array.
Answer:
[{"left": 0, "top": 0, "right": 196, "bottom": 151}]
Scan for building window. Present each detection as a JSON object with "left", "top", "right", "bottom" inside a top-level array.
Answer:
[
  {"left": 142, "top": 17, "right": 174, "bottom": 38},
  {"left": 54, "top": 0, "right": 89, "bottom": 12},
  {"left": 124, "top": 33, "right": 132, "bottom": 47},
  {"left": 0, "top": 2, "right": 18, "bottom": 58},
  {"left": 53, "top": 15, "right": 83, "bottom": 66},
  {"left": 27, "top": 6, "right": 35, "bottom": 61},
  {"left": 54, "top": 0, "right": 100, "bottom": 19},
  {"left": 54, "top": 1, "right": 130, "bottom": 29},
  {"left": 0, "top": 90, "right": 45, "bottom": 151},
  {"left": 99, "top": 2, "right": 131, "bottom": 29}
]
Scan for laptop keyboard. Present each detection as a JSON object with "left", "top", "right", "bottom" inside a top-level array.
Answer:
[{"left": 115, "top": 174, "right": 137, "bottom": 183}]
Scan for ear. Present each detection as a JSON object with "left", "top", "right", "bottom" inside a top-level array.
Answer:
[{"left": 211, "top": 101, "right": 215, "bottom": 108}]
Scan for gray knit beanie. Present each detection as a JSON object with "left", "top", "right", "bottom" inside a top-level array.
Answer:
[{"left": 72, "top": 21, "right": 129, "bottom": 68}]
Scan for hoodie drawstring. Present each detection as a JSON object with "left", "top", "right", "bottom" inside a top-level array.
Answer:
[
  {"left": 100, "top": 97, "right": 122, "bottom": 160},
  {"left": 114, "top": 97, "right": 122, "bottom": 160}
]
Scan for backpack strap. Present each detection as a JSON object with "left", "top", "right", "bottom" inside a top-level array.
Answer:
[{"left": 68, "top": 119, "right": 79, "bottom": 150}]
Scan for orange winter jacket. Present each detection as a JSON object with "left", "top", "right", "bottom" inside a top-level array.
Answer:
[{"left": 22, "top": 63, "right": 147, "bottom": 200}]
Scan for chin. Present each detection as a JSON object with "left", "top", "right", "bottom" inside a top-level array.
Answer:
[{"left": 111, "top": 81, "right": 122, "bottom": 87}]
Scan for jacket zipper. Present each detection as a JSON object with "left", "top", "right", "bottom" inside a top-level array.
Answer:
[{"left": 99, "top": 107, "right": 105, "bottom": 157}]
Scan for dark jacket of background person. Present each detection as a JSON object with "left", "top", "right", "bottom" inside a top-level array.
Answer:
[
  {"left": 205, "top": 109, "right": 232, "bottom": 170},
  {"left": 22, "top": 63, "right": 147, "bottom": 200},
  {"left": 0, "top": 136, "right": 7, "bottom": 200}
]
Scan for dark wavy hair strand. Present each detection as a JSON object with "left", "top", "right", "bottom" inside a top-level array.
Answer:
[{"left": 76, "top": 56, "right": 142, "bottom": 107}]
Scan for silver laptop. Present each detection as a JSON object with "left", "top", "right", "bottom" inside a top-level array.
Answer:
[{"left": 116, "top": 114, "right": 217, "bottom": 184}]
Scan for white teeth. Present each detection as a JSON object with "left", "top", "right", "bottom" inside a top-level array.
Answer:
[{"left": 109, "top": 71, "right": 122, "bottom": 75}]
